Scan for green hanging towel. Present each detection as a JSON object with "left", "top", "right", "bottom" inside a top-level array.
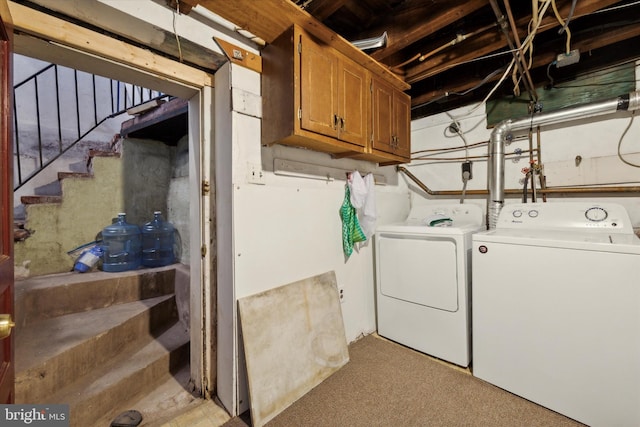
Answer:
[{"left": 340, "top": 184, "right": 367, "bottom": 258}]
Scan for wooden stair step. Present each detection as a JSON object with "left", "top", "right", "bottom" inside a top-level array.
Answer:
[
  {"left": 20, "top": 195, "right": 63, "bottom": 205},
  {"left": 15, "top": 294, "right": 178, "bottom": 404},
  {"left": 14, "top": 266, "right": 177, "bottom": 328}
]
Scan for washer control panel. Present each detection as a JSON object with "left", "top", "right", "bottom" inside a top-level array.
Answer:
[{"left": 496, "top": 202, "right": 634, "bottom": 234}]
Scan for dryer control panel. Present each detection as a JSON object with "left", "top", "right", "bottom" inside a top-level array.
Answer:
[
  {"left": 496, "top": 202, "right": 634, "bottom": 234},
  {"left": 406, "top": 203, "right": 484, "bottom": 228}
]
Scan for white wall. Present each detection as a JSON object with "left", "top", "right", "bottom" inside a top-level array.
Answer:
[
  {"left": 215, "top": 62, "right": 411, "bottom": 414},
  {"left": 408, "top": 63, "right": 640, "bottom": 225}
]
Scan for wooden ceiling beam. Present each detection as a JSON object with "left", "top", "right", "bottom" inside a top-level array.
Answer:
[
  {"left": 410, "top": 22, "right": 640, "bottom": 108},
  {"left": 370, "top": 0, "right": 487, "bottom": 62},
  {"left": 404, "top": 0, "right": 622, "bottom": 85},
  {"left": 304, "top": 0, "right": 349, "bottom": 21},
  {"left": 528, "top": 23, "right": 640, "bottom": 72},
  {"left": 405, "top": 30, "right": 504, "bottom": 83}
]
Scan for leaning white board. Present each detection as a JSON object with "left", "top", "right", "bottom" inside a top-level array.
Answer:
[{"left": 238, "top": 271, "right": 349, "bottom": 427}]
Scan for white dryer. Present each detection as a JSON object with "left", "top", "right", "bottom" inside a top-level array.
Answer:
[
  {"left": 375, "top": 203, "right": 484, "bottom": 367},
  {"left": 472, "top": 202, "right": 640, "bottom": 427}
]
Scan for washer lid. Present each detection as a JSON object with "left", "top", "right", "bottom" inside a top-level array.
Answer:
[{"left": 473, "top": 228, "right": 640, "bottom": 254}]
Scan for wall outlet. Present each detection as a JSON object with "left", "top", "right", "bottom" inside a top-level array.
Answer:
[
  {"left": 247, "top": 163, "right": 265, "bottom": 185},
  {"left": 462, "top": 161, "right": 472, "bottom": 181},
  {"left": 339, "top": 288, "right": 345, "bottom": 303}
]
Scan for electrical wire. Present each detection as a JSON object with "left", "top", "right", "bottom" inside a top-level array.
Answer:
[
  {"left": 546, "top": 61, "right": 556, "bottom": 87},
  {"left": 551, "top": 0, "right": 572, "bottom": 54},
  {"left": 408, "top": 48, "right": 522, "bottom": 86},
  {"left": 533, "top": 1, "right": 640, "bottom": 33},
  {"left": 558, "top": 0, "right": 577, "bottom": 35},
  {"left": 172, "top": 0, "right": 184, "bottom": 63},
  {"left": 617, "top": 111, "right": 640, "bottom": 168},
  {"left": 445, "top": 113, "right": 469, "bottom": 160},
  {"left": 512, "top": 0, "right": 552, "bottom": 95},
  {"left": 447, "top": 69, "right": 505, "bottom": 97},
  {"left": 460, "top": 178, "right": 468, "bottom": 204},
  {"left": 446, "top": 59, "right": 515, "bottom": 119},
  {"left": 414, "top": 0, "right": 640, "bottom": 111},
  {"left": 411, "top": 66, "right": 509, "bottom": 110}
]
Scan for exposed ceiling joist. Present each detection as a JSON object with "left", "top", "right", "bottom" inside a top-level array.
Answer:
[{"left": 192, "top": 0, "right": 640, "bottom": 119}]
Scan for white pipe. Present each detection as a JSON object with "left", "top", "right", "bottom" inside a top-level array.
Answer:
[{"left": 487, "top": 90, "right": 640, "bottom": 228}]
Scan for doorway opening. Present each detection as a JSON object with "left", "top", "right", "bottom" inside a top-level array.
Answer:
[{"left": 10, "top": 35, "right": 211, "bottom": 424}]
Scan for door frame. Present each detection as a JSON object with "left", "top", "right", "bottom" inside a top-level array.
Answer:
[
  {"left": 7, "top": 3, "right": 216, "bottom": 397},
  {"left": 0, "top": 0, "right": 14, "bottom": 404}
]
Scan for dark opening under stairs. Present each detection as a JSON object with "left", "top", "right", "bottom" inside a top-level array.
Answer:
[{"left": 14, "top": 264, "right": 192, "bottom": 427}]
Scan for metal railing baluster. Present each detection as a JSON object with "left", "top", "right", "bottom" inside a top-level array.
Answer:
[{"left": 13, "top": 62, "right": 170, "bottom": 191}]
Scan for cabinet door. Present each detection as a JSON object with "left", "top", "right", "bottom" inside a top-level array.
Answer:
[
  {"left": 371, "top": 78, "right": 394, "bottom": 153},
  {"left": 300, "top": 32, "right": 338, "bottom": 138},
  {"left": 337, "top": 57, "right": 367, "bottom": 147},
  {"left": 393, "top": 90, "right": 411, "bottom": 158}
]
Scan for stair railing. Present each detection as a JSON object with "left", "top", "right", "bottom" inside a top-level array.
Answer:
[{"left": 13, "top": 62, "right": 168, "bottom": 191}]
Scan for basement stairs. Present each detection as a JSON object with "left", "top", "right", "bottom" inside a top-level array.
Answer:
[
  {"left": 14, "top": 87, "right": 210, "bottom": 427},
  {"left": 14, "top": 264, "right": 196, "bottom": 426},
  {"left": 12, "top": 97, "right": 202, "bottom": 425}
]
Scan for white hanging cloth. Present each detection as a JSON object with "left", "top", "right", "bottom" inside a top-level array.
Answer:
[{"left": 347, "top": 171, "right": 377, "bottom": 239}]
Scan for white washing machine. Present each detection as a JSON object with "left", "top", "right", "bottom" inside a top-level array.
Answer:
[
  {"left": 375, "top": 203, "right": 484, "bottom": 367},
  {"left": 472, "top": 202, "right": 640, "bottom": 427}
]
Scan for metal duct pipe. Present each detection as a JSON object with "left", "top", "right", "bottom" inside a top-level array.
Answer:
[{"left": 487, "top": 90, "right": 640, "bottom": 228}]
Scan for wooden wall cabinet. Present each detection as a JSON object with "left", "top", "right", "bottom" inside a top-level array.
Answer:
[
  {"left": 262, "top": 24, "right": 411, "bottom": 164},
  {"left": 299, "top": 30, "right": 368, "bottom": 148},
  {"left": 371, "top": 77, "right": 411, "bottom": 160}
]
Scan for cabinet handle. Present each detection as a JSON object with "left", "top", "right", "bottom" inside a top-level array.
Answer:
[
  {"left": 333, "top": 114, "right": 339, "bottom": 130},
  {"left": 340, "top": 117, "right": 345, "bottom": 131}
]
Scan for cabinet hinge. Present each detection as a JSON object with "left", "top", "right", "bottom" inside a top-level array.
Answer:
[
  {"left": 298, "top": 108, "right": 302, "bottom": 120},
  {"left": 298, "top": 39, "right": 302, "bottom": 54},
  {"left": 201, "top": 244, "right": 207, "bottom": 257},
  {"left": 202, "top": 180, "right": 210, "bottom": 195}
]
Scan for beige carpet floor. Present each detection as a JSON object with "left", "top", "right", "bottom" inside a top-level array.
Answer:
[{"left": 224, "top": 333, "right": 586, "bottom": 427}]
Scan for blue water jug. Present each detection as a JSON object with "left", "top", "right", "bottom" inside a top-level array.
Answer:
[
  {"left": 102, "top": 213, "right": 142, "bottom": 272},
  {"left": 141, "top": 211, "right": 175, "bottom": 267}
]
